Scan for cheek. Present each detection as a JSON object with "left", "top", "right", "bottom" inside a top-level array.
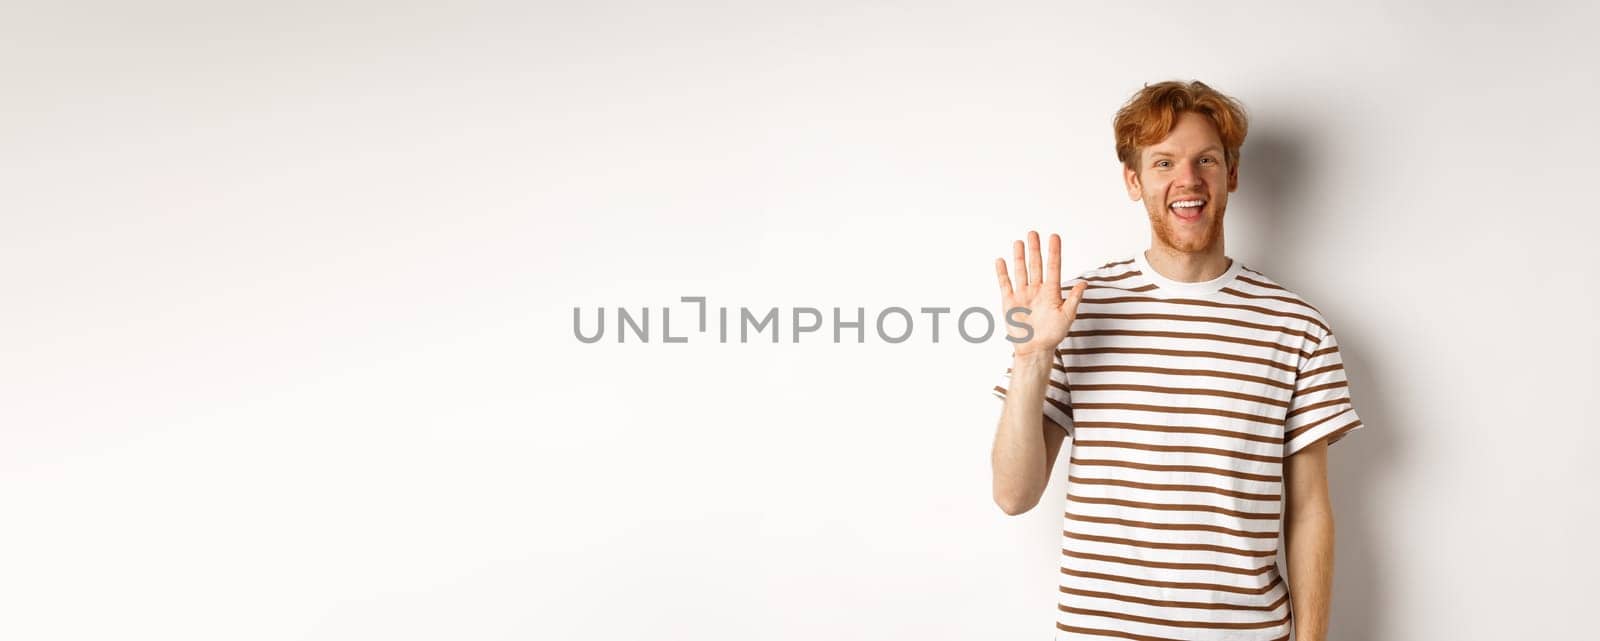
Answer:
[
  {"left": 1147, "top": 182, "right": 1171, "bottom": 204},
  {"left": 1139, "top": 177, "right": 1163, "bottom": 199}
]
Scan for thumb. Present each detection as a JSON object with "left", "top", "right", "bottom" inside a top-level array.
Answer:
[{"left": 1059, "top": 281, "right": 1087, "bottom": 311}]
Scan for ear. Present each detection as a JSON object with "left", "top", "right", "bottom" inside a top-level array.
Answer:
[
  {"left": 1123, "top": 165, "right": 1142, "bottom": 201},
  {"left": 1227, "top": 156, "right": 1240, "bottom": 192}
]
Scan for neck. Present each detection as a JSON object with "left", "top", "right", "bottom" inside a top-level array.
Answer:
[{"left": 1143, "top": 243, "right": 1231, "bottom": 283}]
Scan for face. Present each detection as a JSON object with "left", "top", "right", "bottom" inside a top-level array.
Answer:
[{"left": 1122, "top": 111, "right": 1238, "bottom": 254}]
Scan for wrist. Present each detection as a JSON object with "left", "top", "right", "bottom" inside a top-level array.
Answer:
[{"left": 1011, "top": 348, "right": 1057, "bottom": 367}]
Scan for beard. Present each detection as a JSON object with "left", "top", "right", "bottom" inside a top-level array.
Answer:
[{"left": 1146, "top": 199, "right": 1226, "bottom": 254}]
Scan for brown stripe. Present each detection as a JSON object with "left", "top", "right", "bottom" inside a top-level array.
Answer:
[
  {"left": 1067, "top": 473, "right": 1281, "bottom": 501},
  {"left": 1064, "top": 510, "right": 1279, "bottom": 539},
  {"left": 1082, "top": 270, "right": 1139, "bottom": 283},
  {"left": 1073, "top": 402, "right": 1284, "bottom": 427},
  {"left": 1059, "top": 603, "right": 1290, "bottom": 629},
  {"left": 1070, "top": 457, "right": 1281, "bottom": 483},
  {"left": 1064, "top": 364, "right": 1293, "bottom": 391},
  {"left": 1285, "top": 409, "right": 1351, "bottom": 441},
  {"left": 1076, "top": 283, "right": 1159, "bottom": 293},
  {"left": 1073, "top": 420, "right": 1282, "bottom": 445},
  {"left": 1047, "top": 396, "right": 1075, "bottom": 419},
  {"left": 1060, "top": 585, "right": 1287, "bottom": 611},
  {"left": 1062, "top": 527, "right": 1277, "bottom": 558},
  {"left": 1060, "top": 346, "right": 1297, "bottom": 373},
  {"left": 1057, "top": 622, "right": 1288, "bottom": 641},
  {"left": 1299, "top": 380, "right": 1349, "bottom": 396},
  {"left": 1285, "top": 397, "right": 1348, "bottom": 419},
  {"left": 1069, "top": 327, "right": 1310, "bottom": 357},
  {"left": 1288, "top": 415, "right": 1362, "bottom": 445},
  {"left": 1301, "top": 362, "right": 1346, "bottom": 380},
  {"left": 1219, "top": 285, "right": 1320, "bottom": 314},
  {"left": 1068, "top": 382, "right": 1290, "bottom": 409},
  {"left": 1309, "top": 343, "right": 1340, "bottom": 358},
  {"left": 1074, "top": 282, "right": 1160, "bottom": 293},
  {"left": 1074, "top": 312, "right": 1316, "bottom": 342},
  {"left": 1084, "top": 295, "right": 1331, "bottom": 334},
  {"left": 1063, "top": 549, "right": 1274, "bottom": 576},
  {"left": 1067, "top": 493, "right": 1279, "bottom": 520},
  {"left": 1237, "top": 274, "right": 1286, "bottom": 291},
  {"left": 1072, "top": 439, "right": 1280, "bottom": 465},
  {"left": 1061, "top": 566, "right": 1283, "bottom": 594},
  {"left": 1325, "top": 420, "right": 1362, "bottom": 446},
  {"left": 1099, "top": 258, "right": 1136, "bottom": 268}
]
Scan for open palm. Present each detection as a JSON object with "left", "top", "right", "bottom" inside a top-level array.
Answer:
[{"left": 995, "top": 231, "right": 1088, "bottom": 356}]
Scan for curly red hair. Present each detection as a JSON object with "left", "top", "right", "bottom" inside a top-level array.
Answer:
[{"left": 1113, "top": 80, "right": 1249, "bottom": 173}]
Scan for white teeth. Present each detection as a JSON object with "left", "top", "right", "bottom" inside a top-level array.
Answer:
[{"left": 1171, "top": 200, "right": 1205, "bottom": 208}]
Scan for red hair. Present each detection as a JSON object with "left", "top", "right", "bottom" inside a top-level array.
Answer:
[{"left": 1113, "top": 80, "right": 1249, "bottom": 172}]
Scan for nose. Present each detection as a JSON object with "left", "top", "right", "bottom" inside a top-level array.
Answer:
[{"left": 1174, "top": 160, "right": 1204, "bottom": 189}]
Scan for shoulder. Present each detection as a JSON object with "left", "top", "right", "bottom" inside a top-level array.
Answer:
[{"left": 1229, "top": 263, "right": 1337, "bottom": 340}]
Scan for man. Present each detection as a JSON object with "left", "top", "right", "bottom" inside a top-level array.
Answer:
[{"left": 989, "top": 80, "right": 1364, "bottom": 641}]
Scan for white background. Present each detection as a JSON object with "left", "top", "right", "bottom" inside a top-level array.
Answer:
[{"left": 3, "top": 2, "right": 1596, "bottom": 639}]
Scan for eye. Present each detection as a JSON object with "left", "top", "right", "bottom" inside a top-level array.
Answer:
[
  {"left": 1200, "top": 157, "right": 1215, "bottom": 165},
  {"left": 1155, "top": 160, "right": 1171, "bottom": 168}
]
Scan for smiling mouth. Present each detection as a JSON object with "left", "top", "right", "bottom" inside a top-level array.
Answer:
[{"left": 1169, "top": 199, "right": 1205, "bottom": 222}]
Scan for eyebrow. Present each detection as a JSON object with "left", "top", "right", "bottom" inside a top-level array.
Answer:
[{"left": 1149, "top": 146, "right": 1223, "bottom": 158}]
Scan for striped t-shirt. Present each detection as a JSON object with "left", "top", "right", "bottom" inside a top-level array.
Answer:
[{"left": 992, "top": 251, "right": 1364, "bottom": 641}]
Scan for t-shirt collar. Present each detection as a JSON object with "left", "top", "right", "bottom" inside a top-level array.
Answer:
[{"left": 1132, "top": 249, "right": 1243, "bottom": 298}]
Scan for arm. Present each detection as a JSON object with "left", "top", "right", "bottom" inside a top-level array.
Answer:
[
  {"left": 988, "top": 230, "right": 1086, "bottom": 516},
  {"left": 1284, "top": 439, "right": 1335, "bottom": 641},
  {"left": 991, "top": 353, "right": 1069, "bottom": 515}
]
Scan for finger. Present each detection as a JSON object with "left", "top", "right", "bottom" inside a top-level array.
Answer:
[
  {"left": 995, "top": 258, "right": 1014, "bottom": 298},
  {"left": 1026, "top": 230, "right": 1042, "bottom": 286},
  {"left": 1044, "top": 233, "right": 1062, "bottom": 298},
  {"left": 1012, "top": 240, "right": 1027, "bottom": 290},
  {"left": 1062, "top": 280, "right": 1088, "bottom": 313}
]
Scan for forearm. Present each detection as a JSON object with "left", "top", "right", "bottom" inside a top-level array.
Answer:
[
  {"left": 1284, "top": 505, "right": 1335, "bottom": 641},
  {"left": 990, "top": 349, "right": 1056, "bottom": 513}
]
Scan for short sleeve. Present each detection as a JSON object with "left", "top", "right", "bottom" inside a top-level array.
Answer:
[
  {"left": 1283, "top": 328, "right": 1365, "bottom": 457},
  {"left": 991, "top": 352, "right": 1075, "bottom": 436}
]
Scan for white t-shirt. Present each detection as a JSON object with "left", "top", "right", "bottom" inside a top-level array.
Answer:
[{"left": 992, "top": 251, "right": 1365, "bottom": 641}]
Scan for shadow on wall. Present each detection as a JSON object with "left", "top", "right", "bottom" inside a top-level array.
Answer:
[{"left": 1246, "top": 123, "right": 1402, "bottom": 641}]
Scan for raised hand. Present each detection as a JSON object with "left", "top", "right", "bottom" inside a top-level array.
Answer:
[{"left": 995, "top": 230, "right": 1088, "bottom": 357}]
